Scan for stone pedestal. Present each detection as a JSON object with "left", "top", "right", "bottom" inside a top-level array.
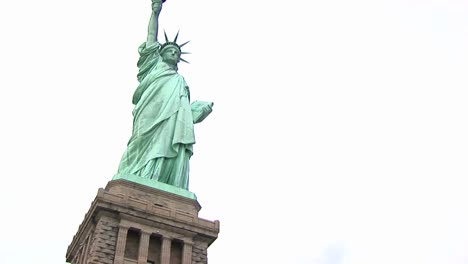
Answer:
[{"left": 66, "top": 179, "right": 219, "bottom": 264}]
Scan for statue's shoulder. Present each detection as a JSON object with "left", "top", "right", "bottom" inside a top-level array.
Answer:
[{"left": 139, "top": 42, "right": 161, "bottom": 55}]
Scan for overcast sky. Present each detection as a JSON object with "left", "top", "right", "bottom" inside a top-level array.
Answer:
[{"left": 0, "top": 0, "right": 467, "bottom": 263}]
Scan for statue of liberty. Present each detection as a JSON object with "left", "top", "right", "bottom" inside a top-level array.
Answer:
[{"left": 115, "top": 0, "right": 213, "bottom": 190}]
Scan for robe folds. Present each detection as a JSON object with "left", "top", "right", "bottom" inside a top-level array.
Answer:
[{"left": 117, "top": 42, "right": 194, "bottom": 189}]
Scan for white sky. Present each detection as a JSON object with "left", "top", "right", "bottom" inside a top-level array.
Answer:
[{"left": 0, "top": 0, "right": 467, "bottom": 263}]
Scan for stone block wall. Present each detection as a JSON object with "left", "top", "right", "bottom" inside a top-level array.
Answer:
[
  {"left": 192, "top": 241, "right": 208, "bottom": 264},
  {"left": 86, "top": 213, "right": 119, "bottom": 264}
]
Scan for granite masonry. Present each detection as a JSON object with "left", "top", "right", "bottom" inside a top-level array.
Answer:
[{"left": 66, "top": 180, "right": 219, "bottom": 264}]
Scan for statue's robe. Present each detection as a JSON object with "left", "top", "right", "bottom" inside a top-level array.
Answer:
[{"left": 117, "top": 42, "right": 194, "bottom": 189}]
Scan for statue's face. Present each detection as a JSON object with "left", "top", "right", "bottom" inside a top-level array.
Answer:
[{"left": 161, "top": 47, "right": 180, "bottom": 66}]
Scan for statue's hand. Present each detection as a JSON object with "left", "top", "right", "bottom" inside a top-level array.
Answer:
[{"left": 152, "top": 0, "right": 163, "bottom": 14}]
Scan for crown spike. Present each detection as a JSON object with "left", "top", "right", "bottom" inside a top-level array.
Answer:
[
  {"left": 174, "top": 30, "right": 180, "bottom": 43},
  {"left": 179, "top": 40, "right": 190, "bottom": 48},
  {"left": 164, "top": 30, "right": 169, "bottom": 42},
  {"left": 179, "top": 57, "right": 190, "bottom": 64}
]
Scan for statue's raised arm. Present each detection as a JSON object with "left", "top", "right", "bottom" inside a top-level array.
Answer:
[{"left": 147, "top": 0, "right": 163, "bottom": 46}]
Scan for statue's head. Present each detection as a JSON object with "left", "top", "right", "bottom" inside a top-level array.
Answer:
[
  {"left": 160, "top": 31, "right": 189, "bottom": 66},
  {"left": 161, "top": 45, "right": 180, "bottom": 66}
]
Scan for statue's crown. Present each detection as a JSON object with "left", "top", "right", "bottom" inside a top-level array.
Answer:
[{"left": 160, "top": 31, "right": 190, "bottom": 63}]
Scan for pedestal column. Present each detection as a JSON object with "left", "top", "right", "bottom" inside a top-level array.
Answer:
[
  {"left": 161, "top": 236, "right": 172, "bottom": 264},
  {"left": 138, "top": 231, "right": 151, "bottom": 264},
  {"left": 181, "top": 242, "right": 193, "bottom": 264}
]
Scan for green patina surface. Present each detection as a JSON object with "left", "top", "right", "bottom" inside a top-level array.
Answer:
[
  {"left": 115, "top": 0, "right": 213, "bottom": 194},
  {"left": 112, "top": 173, "right": 197, "bottom": 200}
]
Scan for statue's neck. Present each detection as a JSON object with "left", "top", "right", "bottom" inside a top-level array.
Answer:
[{"left": 162, "top": 60, "right": 178, "bottom": 71}]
